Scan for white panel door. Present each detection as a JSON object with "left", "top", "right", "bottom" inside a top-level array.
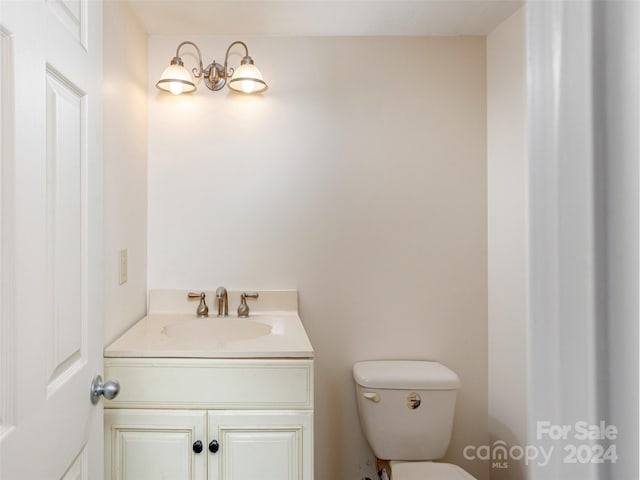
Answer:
[
  {"left": 0, "top": 0, "right": 103, "bottom": 479},
  {"left": 208, "top": 411, "right": 313, "bottom": 480}
]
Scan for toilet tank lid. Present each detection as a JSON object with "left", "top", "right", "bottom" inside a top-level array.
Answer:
[{"left": 353, "top": 361, "right": 461, "bottom": 390}]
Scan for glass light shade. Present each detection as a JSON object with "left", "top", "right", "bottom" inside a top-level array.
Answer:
[
  {"left": 227, "top": 63, "right": 268, "bottom": 94},
  {"left": 156, "top": 63, "right": 196, "bottom": 95}
]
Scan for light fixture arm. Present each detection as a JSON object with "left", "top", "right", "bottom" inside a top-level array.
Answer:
[
  {"left": 174, "top": 41, "right": 205, "bottom": 78},
  {"left": 223, "top": 40, "right": 250, "bottom": 78}
]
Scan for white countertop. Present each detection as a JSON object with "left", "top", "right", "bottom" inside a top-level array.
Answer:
[{"left": 104, "top": 290, "right": 314, "bottom": 359}]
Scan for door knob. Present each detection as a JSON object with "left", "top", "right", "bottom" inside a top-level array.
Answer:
[
  {"left": 90, "top": 375, "right": 120, "bottom": 404},
  {"left": 209, "top": 439, "right": 219, "bottom": 453},
  {"left": 193, "top": 440, "right": 203, "bottom": 453}
]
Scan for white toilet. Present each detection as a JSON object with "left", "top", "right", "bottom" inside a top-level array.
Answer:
[{"left": 353, "top": 360, "right": 477, "bottom": 480}]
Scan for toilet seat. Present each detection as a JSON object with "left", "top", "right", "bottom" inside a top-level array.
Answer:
[{"left": 390, "top": 461, "right": 477, "bottom": 480}]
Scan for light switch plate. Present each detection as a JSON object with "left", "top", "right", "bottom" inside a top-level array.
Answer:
[{"left": 119, "top": 249, "right": 128, "bottom": 285}]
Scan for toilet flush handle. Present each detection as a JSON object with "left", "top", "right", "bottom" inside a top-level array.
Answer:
[{"left": 363, "top": 392, "right": 380, "bottom": 403}]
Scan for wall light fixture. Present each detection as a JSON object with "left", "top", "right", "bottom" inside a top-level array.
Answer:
[{"left": 156, "top": 40, "right": 268, "bottom": 95}]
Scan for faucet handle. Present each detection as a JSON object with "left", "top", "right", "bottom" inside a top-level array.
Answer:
[
  {"left": 237, "top": 292, "right": 259, "bottom": 317},
  {"left": 188, "top": 292, "right": 209, "bottom": 318}
]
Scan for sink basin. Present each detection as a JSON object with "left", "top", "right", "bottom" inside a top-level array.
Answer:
[
  {"left": 104, "top": 296, "right": 314, "bottom": 358},
  {"left": 162, "top": 318, "right": 272, "bottom": 342}
]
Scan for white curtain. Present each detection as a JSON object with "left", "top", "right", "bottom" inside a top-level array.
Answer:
[{"left": 527, "top": 1, "right": 638, "bottom": 479}]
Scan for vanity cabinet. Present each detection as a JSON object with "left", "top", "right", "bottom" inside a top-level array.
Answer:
[{"left": 104, "top": 358, "right": 314, "bottom": 480}]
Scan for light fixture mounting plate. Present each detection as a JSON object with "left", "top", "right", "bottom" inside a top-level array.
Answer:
[{"left": 203, "top": 62, "right": 226, "bottom": 91}]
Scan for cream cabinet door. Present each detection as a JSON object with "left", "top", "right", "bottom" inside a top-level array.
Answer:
[
  {"left": 208, "top": 411, "right": 313, "bottom": 480},
  {"left": 105, "top": 409, "right": 207, "bottom": 480}
]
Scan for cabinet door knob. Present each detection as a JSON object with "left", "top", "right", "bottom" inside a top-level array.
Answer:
[
  {"left": 193, "top": 440, "right": 203, "bottom": 453},
  {"left": 209, "top": 439, "right": 219, "bottom": 453}
]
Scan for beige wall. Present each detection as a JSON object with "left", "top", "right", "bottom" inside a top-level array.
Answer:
[
  {"left": 487, "top": 8, "right": 528, "bottom": 480},
  {"left": 103, "top": 1, "right": 148, "bottom": 345},
  {"left": 147, "top": 36, "right": 488, "bottom": 480}
]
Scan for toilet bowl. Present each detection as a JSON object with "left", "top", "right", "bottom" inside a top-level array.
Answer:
[
  {"left": 389, "top": 461, "right": 476, "bottom": 480},
  {"left": 353, "top": 360, "right": 477, "bottom": 480}
]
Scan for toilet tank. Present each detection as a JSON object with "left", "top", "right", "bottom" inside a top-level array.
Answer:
[{"left": 353, "top": 360, "right": 461, "bottom": 461}]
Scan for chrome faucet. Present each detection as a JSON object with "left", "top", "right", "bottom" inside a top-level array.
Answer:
[{"left": 215, "top": 286, "right": 228, "bottom": 317}]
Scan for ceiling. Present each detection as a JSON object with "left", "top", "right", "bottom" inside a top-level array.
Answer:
[{"left": 125, "top": 0, "right": 523, "bottom": 36}]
